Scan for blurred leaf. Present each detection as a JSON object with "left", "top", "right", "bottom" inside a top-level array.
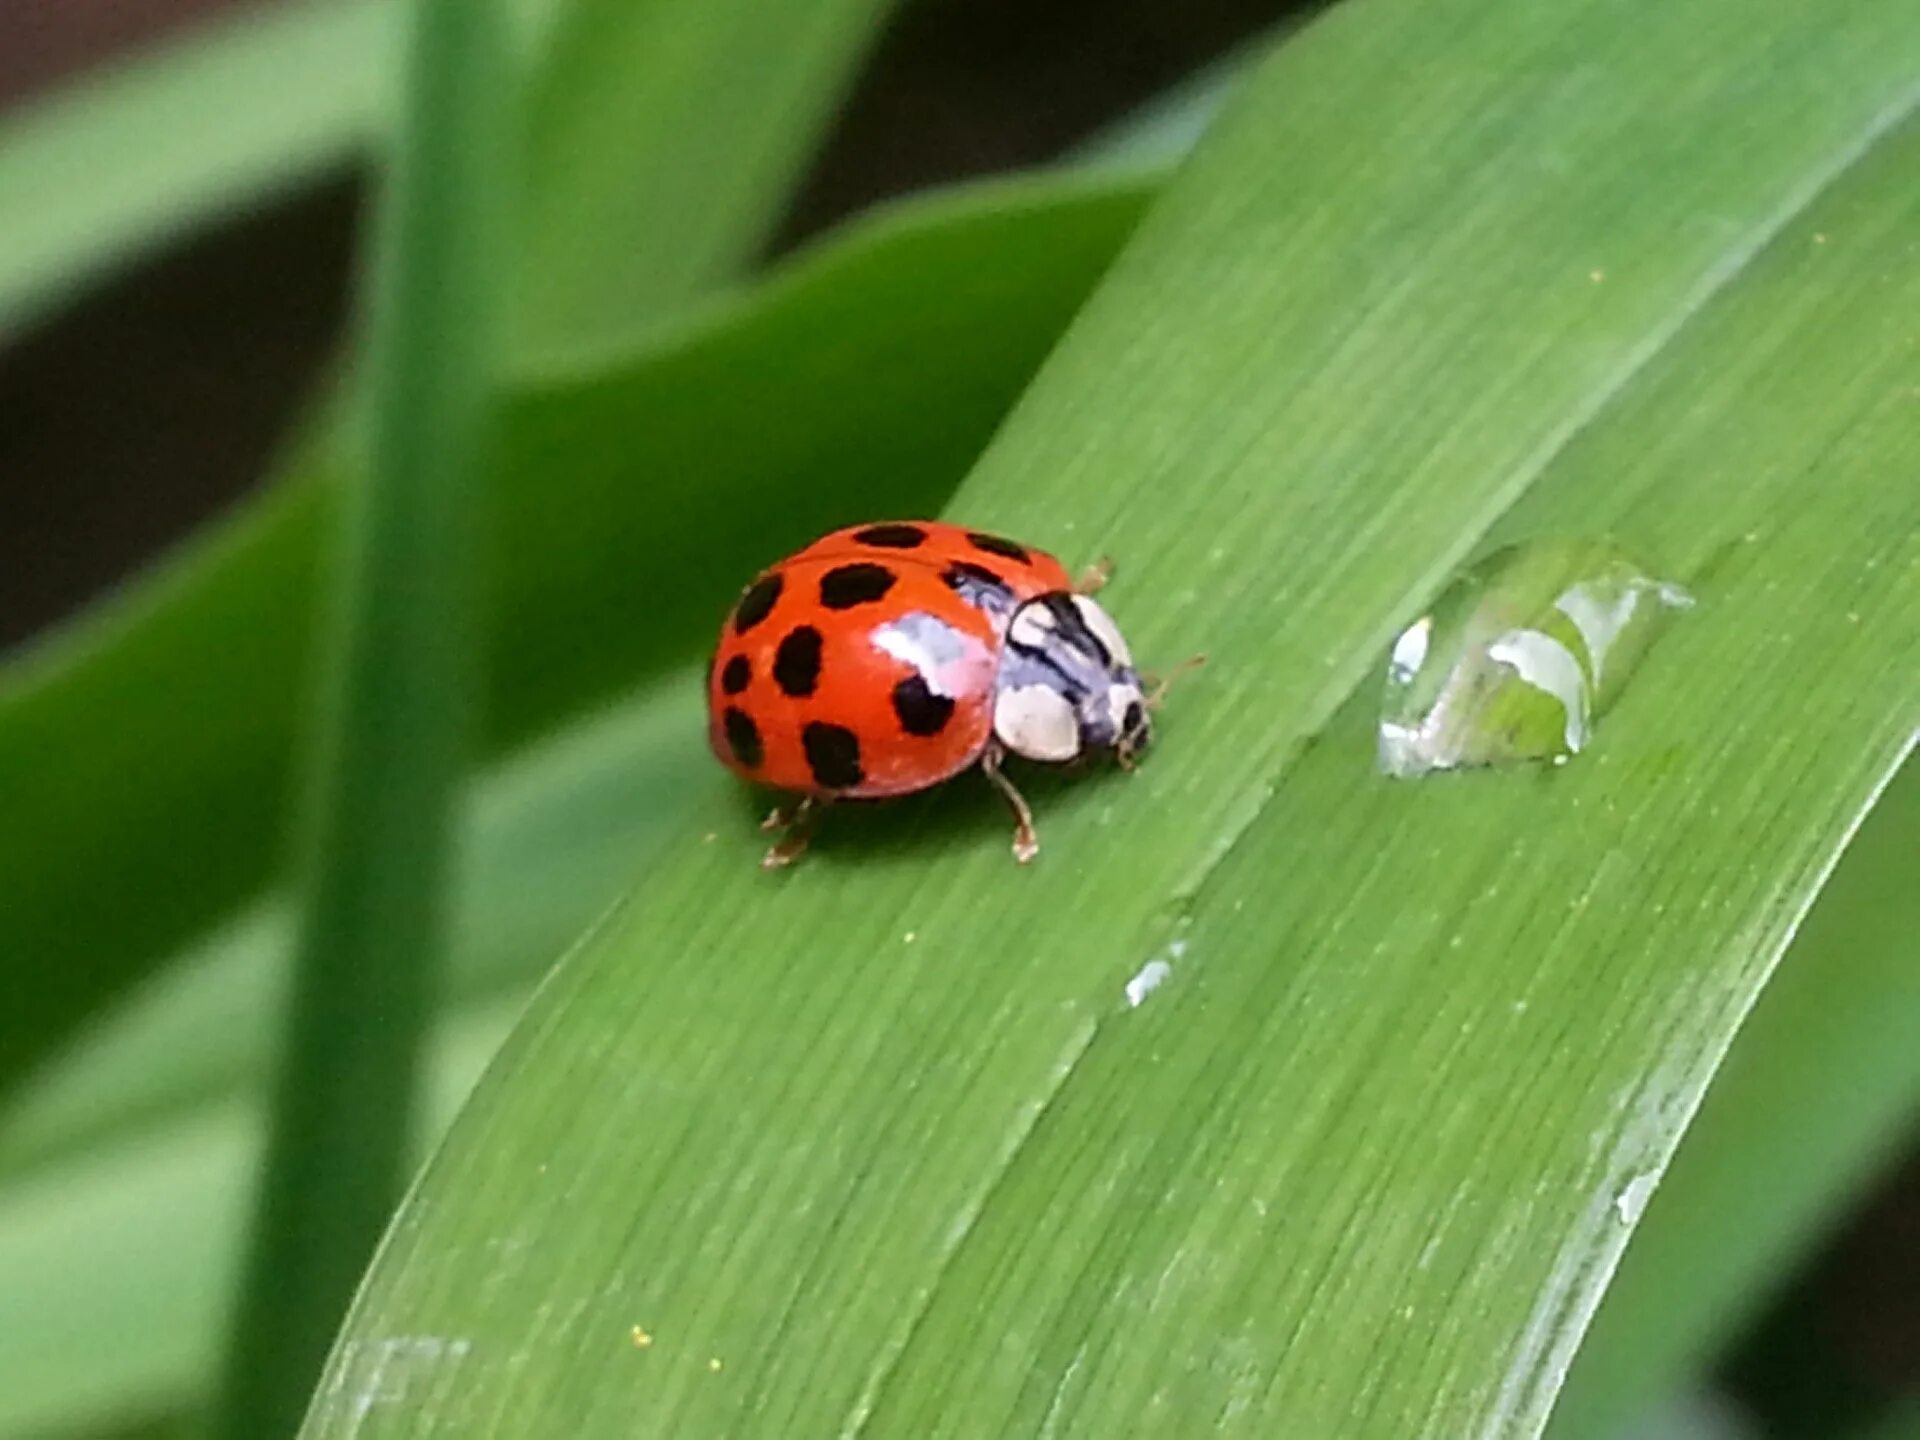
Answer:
[
  {"left": 1852, "top": 1403, "right": 1920, "bottom": 1440},
  {"left": 0, "top": 0, "right": 394, "bottom": 339},
  {"left": 0, "top": 990, "right": 527, "bottom": 1439},
  {"left": 0, "top": 675, "right": 707, "bottom": 1435},
  {"left": 1615, "top": 1390, "right": 1757, "bottom": 1440},
  {"left": 0, "top": 0, "right": 892, "bottom": 348},
  {"left": 0, "top": 168, "right": 1150, "bottom": 1096},
  {"left": 303, "top": 2, "right": 1920, "bottom": 1435},
  {"left": 1071, "top": 36, "right": 1254, "bottom": 168},
  {"left": 210, "top": 0, "right": 515, "bottom": 1430},
  {"left": 515, "top": 0, "right": 900, "bottom": 358},
  {"left": 1549, "top": 760, "right": 1920, "bottom": 1440},
  {"left": 0, "top": 679, "right": 704, "bottom": 1178}
]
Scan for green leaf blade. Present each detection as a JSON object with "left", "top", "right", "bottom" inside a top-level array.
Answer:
[{"left": 300, "top": 0, "right": 1920, "bottom": 1434}]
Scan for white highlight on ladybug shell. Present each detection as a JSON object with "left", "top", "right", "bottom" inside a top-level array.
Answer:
[
  {"left": 872, "top": 611, "right": 984, "bottom": 699},
  {"left": 1007, "top": 602, "right": 1059, "bottom": 652}
]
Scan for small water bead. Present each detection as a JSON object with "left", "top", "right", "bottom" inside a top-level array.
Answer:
[{"left": 1378, "top": 538, "right": 1693, "bottom": 778}]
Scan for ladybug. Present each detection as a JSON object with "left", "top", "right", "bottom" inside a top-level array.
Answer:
[{"left": 707, "top": 520, "right": 1172, "bottom": 868}]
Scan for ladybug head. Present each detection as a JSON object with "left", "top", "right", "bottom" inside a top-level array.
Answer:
[{"left": 992, "top": 593, "right": 1150, "bottom": 766}]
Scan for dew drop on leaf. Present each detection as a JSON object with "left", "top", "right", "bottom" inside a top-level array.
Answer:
[{"left": 1378, "top": 538, "right": 1693, "bottom": 778}]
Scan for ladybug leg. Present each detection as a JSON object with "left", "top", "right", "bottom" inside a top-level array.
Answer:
[
  {"left": 981, "top": 742, "right": 1040, "bottom": 864},
  {"left": 761, "top": 796, "right": 826, "bottom": 870},
  {"left": 1141, "top": 653, "right": 1207, "bottom": 711},
  {"left": 1073, "top": 556, "right": 1115, "bottom": 595}
]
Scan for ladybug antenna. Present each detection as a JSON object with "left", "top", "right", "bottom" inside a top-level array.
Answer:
[{"left": 1143, "top": 653, "right": 1206, "bottom": 711}]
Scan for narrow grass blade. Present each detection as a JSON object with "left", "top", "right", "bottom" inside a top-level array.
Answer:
[{"left": 212, "top": 1, "right": 511, "bottom": 1433}]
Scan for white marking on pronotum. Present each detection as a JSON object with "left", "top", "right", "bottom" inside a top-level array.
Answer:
[
  {"left": 1008, "top": 601, "right": 1060, "bottom": 651},
  {"left": 995, "top": 684, "right": 1080, "bottom": 761},
  {"left": 1072, "top": 594, "right": 1133, "bottom": 666},
  {"left": 1125, "top": 958, "right": 1174, "bottom": 1008}
]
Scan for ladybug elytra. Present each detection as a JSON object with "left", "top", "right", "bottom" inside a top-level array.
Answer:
[{"left": 707, "top": 520, "right": 1171, "bottom": 868}]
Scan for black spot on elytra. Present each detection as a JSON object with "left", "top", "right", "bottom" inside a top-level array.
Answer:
[
  {"left": 943, "top": 560, "right": 1015, "bottom": 613},
  {"left": 853, "top": 523, "right": 928, "bottom": 549},
  {"left": 733, "top": 573, "right": 783, "bottom": 634},
  {"left": 892, "top": 675, "right": 955, "bottom": 737},
  {"left": 720, "top": 655, "right": 752, "bottom": 695},
  {"left": 802, "top": 721, "right": 864, "bottom": 789},
  {"left": 722, "top": 707, "right": 763, "bottom": 768},
  {"left": 968, "top": 531, "right": 1030, "bottom": 564},
  {"left": 819, "top": 562, "right": 897, "bottom": 609},
  {"left": 773, "top": 626, "right": 824, "bottom": 697}
]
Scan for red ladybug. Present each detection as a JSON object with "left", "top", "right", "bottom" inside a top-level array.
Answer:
[{"left": 707, "top": 520, "right": 1165, "bottom": 868}]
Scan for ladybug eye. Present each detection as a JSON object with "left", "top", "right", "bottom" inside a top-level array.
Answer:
[{"left": 1124, "top": 700, "right": 1146, "bottom": 737}]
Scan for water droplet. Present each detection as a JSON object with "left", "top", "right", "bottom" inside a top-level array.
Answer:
[
  {"left": 1124, "top": 958, "right": 1174, "bottom": 1008},
  {"left": 1613, "top": 1171, "right": 1658, "bottom": 1225},
  {"left": 1378, "top": 539, "right": 1693, "bottom": 778}
]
